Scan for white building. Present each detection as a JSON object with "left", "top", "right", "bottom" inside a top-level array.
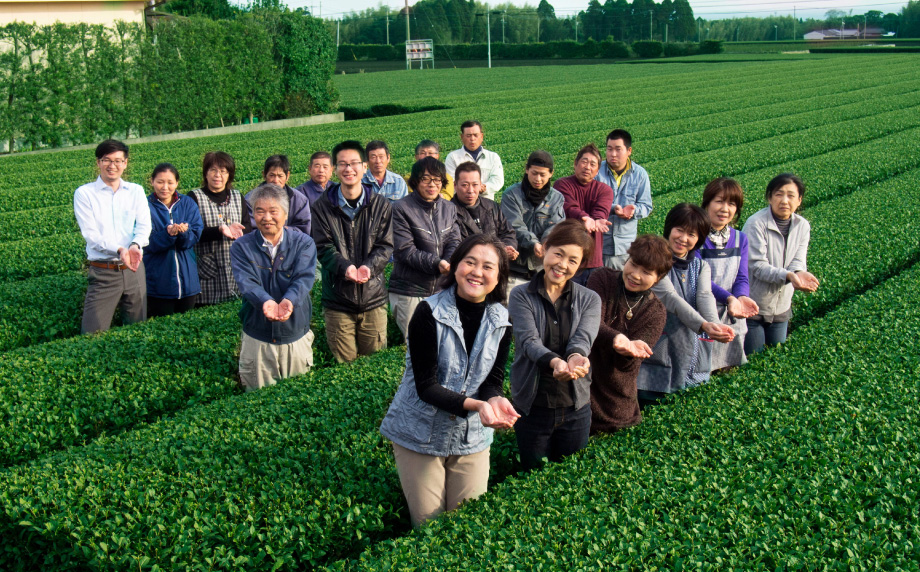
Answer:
[{"left": 0, "top": 0, "right": 147, "bottom": 27}]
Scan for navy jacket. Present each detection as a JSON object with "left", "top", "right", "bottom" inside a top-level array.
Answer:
[
  {"left": 229, "top": 229, "right": 317, "bottom": 344},
  {"left": 143, "top": 193, "right": 204, "bottom": 299}
]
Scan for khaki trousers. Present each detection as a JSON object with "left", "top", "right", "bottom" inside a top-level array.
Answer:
[
  {"left": 388, "top": 293, "right": 425, "bottom": 341},
  {"left": 392, "top": 443, "right": 490, "bottom": 528},
  {"left": 506, "top": 274, "right": 531, "bottom": 305},
  {"left": 323, "top": 306, "right": 387, "bottom": 363},
  {"left": 238, "top": 330, "right": 314, "bottom": 392},
  {"left": 82, "top": 261, "right": 147, "bottom": 334}
]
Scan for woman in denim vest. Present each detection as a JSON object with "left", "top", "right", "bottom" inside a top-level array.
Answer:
[{"left": 380, "top": 234, "right": 518, "bottom": 528}]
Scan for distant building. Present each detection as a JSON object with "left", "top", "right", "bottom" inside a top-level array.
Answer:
[
  {"left": 0, "top": 0, "right": 147, "bottom": 26},
  {"left": 804, "top": 29, "right": 863, "bottom": 40}
]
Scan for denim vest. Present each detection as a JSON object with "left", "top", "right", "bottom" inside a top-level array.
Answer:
[{"left": 379, "top": 287, "right": 511, "bottom": 456}]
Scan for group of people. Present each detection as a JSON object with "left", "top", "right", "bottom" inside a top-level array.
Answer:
[{"left": 75, "top": 122, "right": 819, "bottom": 528}]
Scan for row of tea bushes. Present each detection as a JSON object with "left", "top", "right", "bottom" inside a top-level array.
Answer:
[{"left": 327, "top": 261, "right": 920, "bottom": 571}]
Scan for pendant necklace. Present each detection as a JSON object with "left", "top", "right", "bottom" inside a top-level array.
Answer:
[{"left": 622, "top": 284, "right": 644, "bottom": 320}]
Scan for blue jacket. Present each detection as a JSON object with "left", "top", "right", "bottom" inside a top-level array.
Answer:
[
  {"left": 229, "top": 229, "right": 317, "bottom": 345},
  {"left": 379, "top": 287, "right": 511, "bottom": 456},
  {"left": 143, "top": 193, "right": 204, "bottom": 299}
]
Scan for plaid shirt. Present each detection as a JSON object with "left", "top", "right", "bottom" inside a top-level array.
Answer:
[
  {"left": 191, "top": 188, "right": 244, "bottom": 305},
  {"left": 708, "top": 227, "right": 730, "bottom": 250}
]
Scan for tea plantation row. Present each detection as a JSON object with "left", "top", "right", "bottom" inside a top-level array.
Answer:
[
  {"left": 1, "top": 234, "right": 916, "bottom": 571},
  {"left": 0, "top": 55, "right": 917, "bottom": 212},
  {"left": 326, "top": 260, "right": 920, "bottom": 571}
]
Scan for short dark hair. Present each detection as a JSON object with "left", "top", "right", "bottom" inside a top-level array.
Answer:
[
  {"left": 543, "top": 219, "right": 594, "bottom": 269},
  {"left": 526, "top": 150, "right": 554, "bottom": 172},
  {"left": 460, "top": 120, "right": 483, "bottom": 133},
  {"left": 201, "top": 151, "right": 236, "bottom": 190},
  {"left": 95, "top": 139, "right": 129, "bottom": 159},
  {"left": 151, "top": 162, "right": 179, "bottom": 182},
  {"left": 701, "top": 177, "right": 745, "bottom": 224},
  {"left": 415, "top": 139, "right": 440, "bottom": 154},
  {"left": 606, "top": 129, "right": 632, "bottom": 149},
  {"left": 331, "top": 140, "right": 366, "bottom": 164},
  {"left": 365, "top": 140, "right": 390, "bottom": 156},
  {"left": 408, "top": 157, "right": 448, "bottom": 192},
  {"left": 440, "top": 234, "right": 509, "bottom": 305},
  {"left": 627, "top": 235, "right": 673, "bottom": 278},
  {"left": 454, "top": 161, "right": 481, "bottom": 179},
  {"left": 263, "top": 154, "right": 291, "bottom": 176},
  {"left": 663, "top": 203, "right": 710, "bottom": 254},
  {"left": 766, "top": 173, "right": 805, "bottom": 201},
  {"left": 575, "top": 143, "right": 602, "bottom": 165},
  {"left": 310, "top": 151, "right": 332, "bottom": 165}
]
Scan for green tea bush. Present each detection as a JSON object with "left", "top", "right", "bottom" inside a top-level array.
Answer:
[
  {"left": 327, "top": 261, "right": 920, "bottom": 571},
  {"left": 0, "top": 347, "right": 413, "bottom": 571},
  {"left": 632, "top": 40, "right": 664, "bottom": 58}
]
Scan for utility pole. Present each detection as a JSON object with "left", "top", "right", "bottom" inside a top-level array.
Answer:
[
  {"left": 336, "top": 19, "right": 340, "bottom": 47},
  {"left": 698, "top": 18, "right": 702, "bottom": 42},
  {"left": 774, "top": 24, "right": 777, "bottom": 41},
  {"left": 575, "top": 17, "right": 579, "bottom": 42},
  {"left": 487, "top": 10, "right": 492, "bottom": 68},
  {"left": 406, "top": 0, "right": 410, "bottom": 43},
  {"left": 502, "top": 11, "right": 506, "bottom": 43},
  {"left": 649, "top": 10, "right": 653, "bottom": 40},
  {"left": 536, "top": 15, "right": 540, "bottom": 42},
  {"left": 664, "top": 23, "right": 667, "bottom": 43},
  {"left": 793, "top": 6, "right": 796, "bottom": 40},
  {"left": 386, "top": 8, "right": 389, "bottom": 45}
]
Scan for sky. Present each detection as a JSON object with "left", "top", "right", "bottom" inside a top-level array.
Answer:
[{"left": 288, "top": 0, "right": 910, "bottom": 22}]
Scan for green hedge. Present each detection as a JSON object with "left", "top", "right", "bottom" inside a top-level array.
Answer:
[
  {"left": 326, "top": 261, "right": 920, "bottom": 570},
  {"left": 0, "top": 12, "right": 337, "bottom": 152},
  {"left": 632, "top": 40, "right": 663, "bottom": 58}
]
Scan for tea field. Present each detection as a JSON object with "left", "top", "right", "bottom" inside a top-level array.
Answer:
[{"left": 0, "top": 54, "right": 917, "bottom": 569}]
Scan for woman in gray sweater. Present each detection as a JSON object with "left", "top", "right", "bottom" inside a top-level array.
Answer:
[
  {"left": 508, "top": 219, "right": 601, "bottom": 471},
  {"left": 741, "top": 173, "right": 819, "bottom": 355}
]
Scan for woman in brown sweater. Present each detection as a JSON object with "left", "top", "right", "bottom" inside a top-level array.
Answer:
[{"left": 587, "top": 235, "right": 672, "bottom": 432}]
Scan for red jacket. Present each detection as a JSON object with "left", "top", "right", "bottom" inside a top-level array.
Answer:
[{"left": 554, "top": 176, "right": 613, "bottom": 268}]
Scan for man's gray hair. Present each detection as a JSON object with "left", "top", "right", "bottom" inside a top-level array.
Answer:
[{"left": 249, "top": 183, "right": 289, "bottom": 215}]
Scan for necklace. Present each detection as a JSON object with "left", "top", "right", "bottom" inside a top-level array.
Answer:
[{"left": 623, "top": 284, "right": 644, "bottom": 320}]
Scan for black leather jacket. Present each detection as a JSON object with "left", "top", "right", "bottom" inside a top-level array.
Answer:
[
  {"left": 388, "top": 192, "right": 461, "bottom": 297},
  {"left": 310, "top": 184, "right": 393, "bottom": 313}
]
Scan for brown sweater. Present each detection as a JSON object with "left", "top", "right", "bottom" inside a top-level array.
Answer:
[{"left": 587, "top": 268, "right": 667, "bottom": 432}]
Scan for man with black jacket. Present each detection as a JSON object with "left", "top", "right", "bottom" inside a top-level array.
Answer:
[
  {"left": 451, "top": 162, "right": 519, "bottom": 261},
  {"left": 311, "top": 140, "right": 394, "bottom": 363}
]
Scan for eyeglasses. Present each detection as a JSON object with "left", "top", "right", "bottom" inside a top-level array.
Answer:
[
  {"left": 208, "top": 168, "right": 229, "bottom": 176},
  {"left": 419, "top": 176, "right": 443, "bottom": 186},
  {"left": 336, "top": 161, "right": 364, "bottom": 171},
  {"left": 98, "top": 158, "right": 127, "bottom": 166}
]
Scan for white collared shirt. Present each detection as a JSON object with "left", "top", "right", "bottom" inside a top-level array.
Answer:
[
  {"left": 74, "top": 176, "right": 152, "bottom": 262},
  {"left": 260, "top": 228, "right": 285, "bottom": 262},
  {"left": 444, "top": 146, "right": 505, "bottom": 200}
]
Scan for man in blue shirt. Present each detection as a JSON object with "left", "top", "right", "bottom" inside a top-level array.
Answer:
[
  {"left": 595, "top": 129, "right": 653, "bottom": 270},
  {"left": 363, "top": 140, "right": 408, "bottom": 202}
]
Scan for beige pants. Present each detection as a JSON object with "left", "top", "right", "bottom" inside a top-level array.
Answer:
[
  {"left": 323, "top": 306, "right": 387, "bottom": 363},
  {"left": 388, "top": 293, "right": 425, "bottom": 341},
  {"left": 392, "top": 443, "right": 490, "bottom": 528},
  {"left": 238, "top": 330, "right": 314, "bottom": 392},
  {"left": 506, "top": 275, "right": 531, "bottom": 305}
]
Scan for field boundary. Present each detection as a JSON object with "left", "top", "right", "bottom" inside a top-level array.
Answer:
[{"left": 0, "top": 113, "right": 345, "bottom": 158}]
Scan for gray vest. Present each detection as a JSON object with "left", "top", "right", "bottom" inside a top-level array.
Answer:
[
  {"left": 699, "top": 228, "right": 748, "bottom": 370},
  {"left": 379, "top": 287, "right": 511, "bottom": 456}
]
